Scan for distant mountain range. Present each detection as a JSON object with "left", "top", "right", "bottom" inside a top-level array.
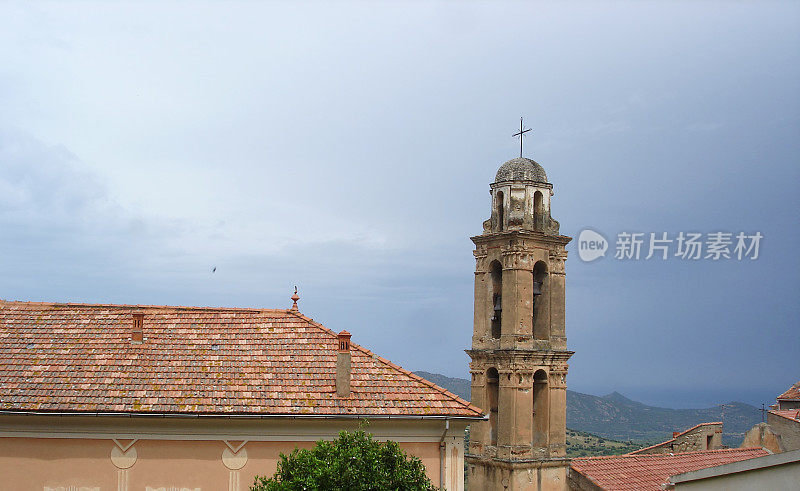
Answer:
[{"left": 415, "top": 371, "right": 761, "bottom": 447}]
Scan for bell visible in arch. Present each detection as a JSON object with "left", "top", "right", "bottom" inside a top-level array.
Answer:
[
  {"left": 491, "top": 293, "right": 502, "bottom": 321},
  {"left": 532, "top": 280, "right": 543, "bottom": 296}
]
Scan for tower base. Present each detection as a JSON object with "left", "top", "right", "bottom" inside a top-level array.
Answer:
[{"left": 466, "top": 455, "right": 570, "bottom": 491}]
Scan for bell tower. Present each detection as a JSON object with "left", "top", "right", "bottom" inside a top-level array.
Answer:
[{"left": 466, "top": 157, "right": 573, "bottom": 490}]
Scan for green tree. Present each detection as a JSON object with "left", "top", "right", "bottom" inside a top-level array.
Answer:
[{"left": 251, "top": 427, "right": 438, "bottom": 491}]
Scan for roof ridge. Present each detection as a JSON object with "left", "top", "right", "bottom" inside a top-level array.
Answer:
[
  {"left": 0, "top": 299, "right": 284, "bottom": 313},
  {"left": 578, "top": 447, "right": 766, "bottom": 462},
  {"left": 668, "top": 421, "right": 723, "bottom": 440},
  {"left": 629, "top": 440, "right": 674, "bottom": 455},
  {"left": 285, "top": 310, "right": 485, "bottom": 418}
]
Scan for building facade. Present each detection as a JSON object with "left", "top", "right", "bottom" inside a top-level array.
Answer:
[
  {"left": 0, "top": 300, "right": 483, "bottom": 491},
  {"left": 630, "top": 422, "right": 723, "bottom": 455},
  {"left": 775, "top": 381, "right": 800, "bottom": 410},
  {"left": 742, "top": 380, "right": 800, "bottom": 453},
  {"left": 466, "top": 157, "right": 573, "bottom": 490}
]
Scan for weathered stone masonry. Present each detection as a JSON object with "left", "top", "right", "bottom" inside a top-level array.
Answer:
[{"left": 466, "top": 157, "right": 573, "bottom": 491}]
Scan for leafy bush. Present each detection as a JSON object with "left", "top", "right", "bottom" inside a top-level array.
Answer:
[{"left": 251, "top": 427, "right": 438, "bottom": 491}]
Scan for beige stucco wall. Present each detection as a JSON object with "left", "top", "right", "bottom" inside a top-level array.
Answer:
[
  {"left": 671, "top": 460, "right": 800, "bottom": 490},
  {"left": 0, "top": 414, "right": 469, "bottom": 491},
  {"left": 0, "top": 437, "right": 440, "bottom": 491}
]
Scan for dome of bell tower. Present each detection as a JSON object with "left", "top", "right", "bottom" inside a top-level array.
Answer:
[{"left": 495, "top": 157, "right": 548, "bottom": 184}]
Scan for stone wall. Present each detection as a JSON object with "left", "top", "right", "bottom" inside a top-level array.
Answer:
[
  {"left": 631, "top": 423, "right": 723, "bottom": 455},
  {"left": 741, "top": 422, "right": 784, "bottom": 453},
  {"left": 567, "top": 467, "right": 602, "bottom": 491},
  {"left": 767, "top": 412, "right": 800, "bottom": 451}
]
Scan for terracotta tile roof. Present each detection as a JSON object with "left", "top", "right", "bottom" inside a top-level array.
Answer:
[
  {"left": 770, "top": 409, "right": 800, "bottom": 422},
  {"left": 628, "top": 422, "right": 722, "bottom": 455},
  {"left": 570, "top": 448, "right": 769, "bottom": 491},
  {"left": 0, "top": 301, "right": 484, "bottom": 418},
  {"left": 777, "top": 381, "right": 800, "bottom": 401}
]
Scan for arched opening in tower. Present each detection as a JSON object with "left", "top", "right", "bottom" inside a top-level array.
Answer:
[
  {"left": 533, "top": 369, "right": 550, "bottom": 449},
  {"left": 487, "top": 367, "right": 500, "bottom": 446},
  {"left": 490, "top": 260, "right": 503, "bottom": 339},
  {"left": 533, "top": 190, "right": 544, "bottom": 231},
  {"left": 496, "top": 191, "right": 505, "bottom": 231},
  {"left": 532, "top": 261, "right": 549, "bottom": 341}
]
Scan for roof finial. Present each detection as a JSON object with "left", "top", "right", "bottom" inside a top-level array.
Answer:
[
  {"left": 290, "top": 286, "right": 299, "bottom": 311},
  {"left": 512, "top": 117, "right": 532, "bottom": 158}
]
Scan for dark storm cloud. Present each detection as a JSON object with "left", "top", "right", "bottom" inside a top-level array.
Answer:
[{"left": 0, "top": 1, "right": 797, "bottom": 408}]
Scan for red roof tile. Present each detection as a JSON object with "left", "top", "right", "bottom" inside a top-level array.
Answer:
[
  {"left": 571, "top": 448, "right": 769, "bottom": 491},
  {"left": 777, "top": 381, "right": 800, "bottom": 401},
  {"left": 0, "top": 301, "right": 484, "bottom": 418},
  {"left": 770, "top": 409, "right": 800, "bottom": 422}
]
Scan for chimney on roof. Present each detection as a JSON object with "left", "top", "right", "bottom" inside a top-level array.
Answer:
[
  {"left": 672, "top": 431, "right": 680, "bottom": 438},
  {"left": 132, "top": 313, "right": 144, "bottom": 343},
  {"left": 336, "top": 330, "right": 352, "bottom": 397}
]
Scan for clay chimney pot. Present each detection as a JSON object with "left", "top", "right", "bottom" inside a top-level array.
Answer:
[
  {"left": 336, "top": 330, "right": 352, "bottom": 396},
  {"left": 132, "top": 313, "right": 144, "bottom": 343}
]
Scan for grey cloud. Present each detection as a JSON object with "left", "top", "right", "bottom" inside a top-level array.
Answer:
[{"left": 0, "top": 1, "right": 798, "bottom": 408}]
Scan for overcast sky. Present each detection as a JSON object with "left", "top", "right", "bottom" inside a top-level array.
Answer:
[{"left": 1, "top": 1, "right": 798, "bottom": 409}]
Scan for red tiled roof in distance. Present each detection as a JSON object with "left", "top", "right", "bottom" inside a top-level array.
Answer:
[
  {"left": 777, "top": 381, "right": 800, "bottom": 401},
  {"left": 770, "top": 409, "right": 800, "bottom": 422},
  {"left": 0, "top": 300, "right": 484, "bottom": 418},
  {"left": 571, "top": 448, "right": 769, "bottom": 491}
]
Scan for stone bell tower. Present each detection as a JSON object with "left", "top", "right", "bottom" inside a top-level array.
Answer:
[{"left": 466, "top": 157, "right": 573, "bottom": 491}]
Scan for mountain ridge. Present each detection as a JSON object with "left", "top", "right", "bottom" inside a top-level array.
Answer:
[{"left": 415, "top": 371, "right": 760, "bottom": 446}]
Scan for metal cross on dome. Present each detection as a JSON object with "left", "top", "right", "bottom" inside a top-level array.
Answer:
[{"left": 512, "top": 117, "right": 532, "bottom": 158}]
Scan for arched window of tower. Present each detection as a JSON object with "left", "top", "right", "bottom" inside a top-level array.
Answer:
[
  {"left": 486, "top": 367, "right": 500, "bottom": 446},
  {"left": 489, "top": 261, "right": 503, "bottom": 339},
  {"left": 533, "top": 369, "right": 550, "bottom": 450},
  {"left": 533, "top": 190, "right": 544, "bottom": 232},
  {"left": 532, "top": 261, "right": 549, "bottom": 341},
  {"left": 496, "top": 191, "right": 505, "bottom": 231}
]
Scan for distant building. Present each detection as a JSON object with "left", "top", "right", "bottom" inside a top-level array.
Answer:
[
  {"left": 0, "top": 299, "right": 483, "bottom": 491},
  {"left": 629, "top": 422, "right": 723, "bottom": 455},
  {"left": 766, "top": 408, "right": 800, "bottom": 451},
  {"left": 569, "top": 448, "right": 769, "bottom": 490},
  {"left": 775, "top": 381, "right": 800, "bottom": 410},
  {"left": 741, "top": 380, "right": 800, "bottom": 453}
]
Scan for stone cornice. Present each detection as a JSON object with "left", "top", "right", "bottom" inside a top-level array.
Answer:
[
  {"left": 466, "top": 349, "right": 574, "bottom": 361},
  {"left": 471, "top": 230, "right": 572, "bottom": 247},
  {"left": 489, "top": 181, "right": 553, "bottom": 191},
  {"left": 466, "top": 454, "right": 570, "bottom": 469},
  {"left": 0, "top": 414, "right": 473, "bottom": 442}
]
